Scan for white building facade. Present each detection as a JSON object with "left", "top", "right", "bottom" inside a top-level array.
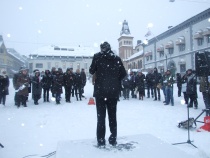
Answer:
[
  {"left": 28, "top": 45, "right": 95, "bottom": 75},
  {"left": 144, "top": 8, "right": 210, "bottom": 76}
]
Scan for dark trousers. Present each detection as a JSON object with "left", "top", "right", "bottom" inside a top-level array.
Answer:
[
  {"left": 55, "top": 93, "right": 61, "bottom": 104},
  {"left": 183, "top": 92, "right": 188, "bottom": 104},
  {"left": 0, "top": 94, "right": 6, "bottom": 105},
  {"left": 147, "top": 84, "right": 153, "bottom": 98},
  {"left": 43, "top": 88, "right": 50, "bottom": 102},
  {"left": 177, "top": 86, "right": 182, "bottom": 97},
  {"left": 153, "top": 86, "right": 160, "bottom": 100},
  {"left": 65, "top": 86, "right": 72, "bottom": 102},
  {"left": 33, "top": 94, "right": 40, "bottom": 104},
  {"left": 17, "top": 95, "right": 27, "bottom": 107},
  {"left": 75, "top": 86, "right": 82, "bottom": 100},
  {"left": 123, "top": 88, "right": 130, "bottom": 99},
  {"left": 95, "top": 98, "right": 117, "bottom": 145},
  {"left": 202, "top": 92, "right": 210, "bottom": 116},
  {"left": 188, "top": 94, "right": 198, "bottom": 108}
]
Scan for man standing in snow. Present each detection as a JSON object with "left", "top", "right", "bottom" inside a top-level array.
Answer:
[{"left": 89, "top": 42, "right": 126, "bottom": 147}]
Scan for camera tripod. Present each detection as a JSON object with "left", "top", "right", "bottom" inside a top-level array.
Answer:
[
  {"left": 0, "top": 143, "right": 4, "bottom": 148},
  {"left": 194, "top": 108, "right": 210, "bottom": 126},
  {"left": 172, "top": 105, "right": 197, "bottom": 148}
]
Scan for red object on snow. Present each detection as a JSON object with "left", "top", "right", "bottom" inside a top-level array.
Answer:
[
  {"left": 88, "top": 97, "right": 95, "bottom": 105},
  {"left": 197, "top": 116, "right": 210, "bottom": 132}
]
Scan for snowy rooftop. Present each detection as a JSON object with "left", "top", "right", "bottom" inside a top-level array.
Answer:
[
  {"left": 124, "top": 50, "right": 144, "bottom": 61},
  {"left": 7, "top": 48, "right": 26, "bottom": 63},
  {"left": 31, "top": 45, "right": 95, "bottom": 57}
]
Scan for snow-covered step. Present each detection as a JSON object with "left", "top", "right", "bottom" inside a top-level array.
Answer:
[{"left": 56, "top": 134, "right": 195, "bottom": 158}]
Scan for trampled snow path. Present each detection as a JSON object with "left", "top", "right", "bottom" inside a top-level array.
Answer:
[{"left": 0, "top": 79, "right": 210, "bottom": 158}]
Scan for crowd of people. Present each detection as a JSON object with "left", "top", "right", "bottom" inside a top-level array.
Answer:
[
  {"left": 120, "top": 67, "right": 210, "bottom": 112},
  {"left": 0, "top": 67, "right": 87, "bottom": 108}
]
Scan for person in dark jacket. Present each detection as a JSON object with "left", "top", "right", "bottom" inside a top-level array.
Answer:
[
  {"left": 130, "top": 71, "right": 136, "bottom": 98},
  {"left": 136, "top": 70, "right": 145, "bottom": 100},
  {"left": 152, "top": 67, "right": 162, "bottom": 101},
  {"left": 51, "top": 67, "right": 56, "bottom": 98},
  {"left": 16, "top": 68, "right": 30, "bottom": 108},
  {"left": 32, "top": 70, "right": 42, "bottom": 105},
  {"left": 63, "top": 68, "right": 74, "bottom": 102},
  {"left": 122, "top": 74, "right": 130, "bottom": 100},
  {"left": 74, "top": 69, "right": 83, "bottom": 101},
  {"left": 13, "top": 70, "right": 21, "bottom": 106},
  {"left": 81, "top": 68, "right": 87, "bottom": 97},
  {"left": 89, "top": 41, "right": 126, "bottom": 147},
  {"left": 163, "top": 69, "right": 174, "bottom": 106},
  {"left": 176, "top": 73, "right": 182, "bottom": 97},
  {"left": 53, "top": 70, "right": 63, "bottom": 104},
  {"left": 41, "top": 70, "right": 52, "bottom": 102},
  {"left": 0, "top": 70, "right": 9, "bottom": 106},
  {"left": 199, "top": 75, "right": 210, "bottom": 115},
  {"left": 186, "top": 69, "right": 198, "bottom": 109},
  {"left": 146, "top": 70, "right": 154, "bottom": 98}
]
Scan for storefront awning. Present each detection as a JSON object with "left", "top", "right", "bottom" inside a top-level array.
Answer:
[
  {"left": 144, "top": 51, "right": 152, "bottom": 57},
  {"left": 165, "top": 41, "right": 174, "bottom": 49},
  {"left": 203, "top": 27, "right": 210, "bottom": 36},
  {"left": 175, "top": 36, "right": 185, "bottom": 45},
  {"left": 194, "top": 30, "right": 203, "bottom": 39},
  {"left": 157, "top": 44, "right": 164, "bottom": 52}
]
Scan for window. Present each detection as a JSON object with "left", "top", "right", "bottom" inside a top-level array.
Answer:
[
  {"left": 178, "top": 44, "right": 185, "bottom": 52},
  {"left": 47, "top": 62, "right": 51, "bottom": 69},
  {"left": 197, "top": 38, "right": 203, "bottom": 46},
  {"left": 146, "top": 56, "right": 149, "bottom": 61},
  {"left": 180, "top": 64, "right": 186, "bottom": 73},
  {"left": 0, "top": 48, "right": 3, "bottom": 53},
  {"left": 70, "top": 63, "right": 73, "bottom": 68},
  {"left": 36, "top": 63, "right": 43, "bottom": 68},
  {"left": 150, "top": 55, "right": 153, "bottom": 60},
  {"left": 168, "top": 48, "right": 174, "bottom": 54},
  {"left": 207, "top": 35, "right": 210, "bottom": 43},
  {"left": 159, "top": 52, "right": 164, "bottom": 58}
]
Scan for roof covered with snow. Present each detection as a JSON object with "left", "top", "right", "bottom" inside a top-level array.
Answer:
[
  {"left": 124, "top": 50, "right": 144, "bottom": 61},
  {"left": 31, "top": 45, "right": 95, "bottom": 57}
]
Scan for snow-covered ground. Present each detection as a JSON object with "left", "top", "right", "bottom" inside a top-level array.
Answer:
[{"left": 0, "top": 79, "right": 210, "bottom": 158}]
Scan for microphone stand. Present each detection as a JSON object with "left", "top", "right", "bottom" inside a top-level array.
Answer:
[{"left": 172, "top": 105, "right": 197, "bottom": 148}]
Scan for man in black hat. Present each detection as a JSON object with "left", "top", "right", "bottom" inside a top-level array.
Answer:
[{"left": 89, "top": 41, "right": 126, "bottom": 147}]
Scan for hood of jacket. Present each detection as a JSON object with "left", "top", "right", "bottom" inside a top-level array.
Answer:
[{"left": 101, "top": 50, "right": 116, "bottom": 60}]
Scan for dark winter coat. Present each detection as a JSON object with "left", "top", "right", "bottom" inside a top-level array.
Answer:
[
  {"left": 16, "top": 73, "right": 30, "bottom": 96},
  {"left": 130, "top": 74, "right": 136, "bottom": 89},
  {"left": 176, "top": 73, "right": 182, "bottom": 87},
  {"left": 146, "top": 73, "right": 153, "bottom": 86},
  {"left": 89, "top": 50, "right": 126, "bottom": 98},
  {"left": 13, "top": 72, "right": 21, "bottom": 90},
  {"left": 52, "top": 72, "right": 63, "bottom": 94},
  {"left": 74, "top": 72, "right": 83, "bottom": 88},
  {"left": 163, "top": 74, "right": 174, "bottom": 87},
  {"left": 122, "top": 75, "right": 131, "bottom": 89},
  {"left": 186, "top": 73, "right": 197, "bottom": 95},
  {"left": 63, "top": 71, "right": 74, "bottom": 88},
  {"left": 41, "top": 72, "right": 52, "bottom": 89},
  {"left": 152, "top": 71, "right": 162, "bottom": 86},
  {"left": 32, "top": 76, "right": 42, "bottom": 95},
  {"left": 81, "top": 71, "right": 86, "bottom": 87},
  {"left": 0, "top": 75, "right": 9, "bottom": 95},
  {"left": 136, "top": 74, "right": 145, "bottom": 95}
]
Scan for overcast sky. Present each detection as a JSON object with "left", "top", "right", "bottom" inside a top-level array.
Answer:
[{"left": 0, "top": 0, "right": 210, "bottom": 56}]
